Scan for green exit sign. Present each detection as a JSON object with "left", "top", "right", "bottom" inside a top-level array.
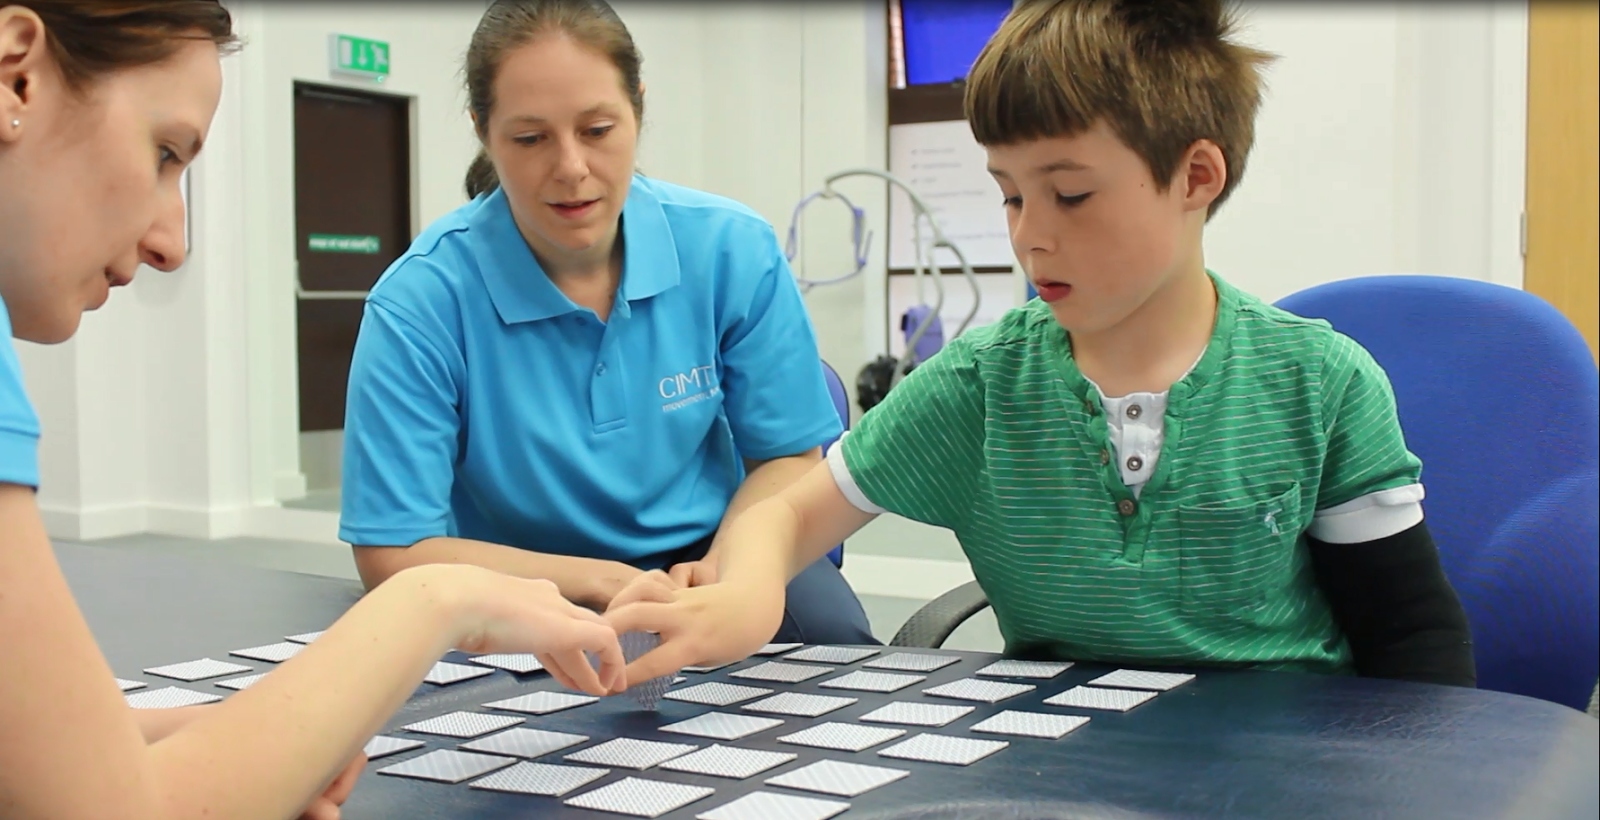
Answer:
[{"left": 330, "top": 33, "right": 390, "bottom": 81}]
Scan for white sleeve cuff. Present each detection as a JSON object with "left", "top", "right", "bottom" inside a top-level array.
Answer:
[
  {"left": 1309, "top": 484, "right": 1426, "bottom": 544},
  {"left": 827, "top": 432, "right": 888, "bottom": 515}
]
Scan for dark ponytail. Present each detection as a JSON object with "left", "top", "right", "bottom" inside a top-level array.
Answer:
[{"left": 465, "top": 150, "right": 499, "bottom": 199}]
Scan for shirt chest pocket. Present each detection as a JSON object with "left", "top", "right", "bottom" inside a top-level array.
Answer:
[{"left": 1175, "top": 482, "right": 1303, "bottom": 616}]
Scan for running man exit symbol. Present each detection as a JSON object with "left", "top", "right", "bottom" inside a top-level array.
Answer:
[{"left": 330, "top": 34, "right": 391, "bottom": 81}]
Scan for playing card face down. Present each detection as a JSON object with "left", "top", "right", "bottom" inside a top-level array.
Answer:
[
  {"left": 376, "top": 749, "right": 514, "bottom": 784},
  {"left": 666, "top": 682, "right": 773, "bottom": 707},
  {"left": 766, "top": 759, "right": 909, "bottom": 797},
  {"left": 564, "top": 737, "right": 699, "bottom": 770},
  {"left": 878, "top": 733, "right": 1009, "bottom": 766},
  {"left": 970, "top": 710, "right": 1089, "bottom": 739},
  {"left": 402, "top": 711, "right": 523, "bottom": 739},
  {"left": 660, "top": 712, "right": 785, "bottom": 741},
  {"left": 564, "top": 776, "right": 714, "bottom": 818},
  {"left": 363, "top": 735, "right": 426, "bottom": 760},
  {"left": 1042, "top": 685, "right": 1157, "bottom": 712},
  {"left": 598, "top": 632, "right": 673, "bottom": 710},
  {"left": 1087, "top": 669, "right": 1195, "bottom": 691},
  {"left": 859, "top": 701, "right": 973, "bottom": 727},
  {"left": 485, "top": 691, "right": 599, "bottom": 715},
  {"left": 698, "top": 791, "right": 850, "bottom": 820},
  {"left": 469, "top": 653, "right": 544, "bottom": 674},
  {"left": 424, "top": 661, "right": 494, "bottom": 686},
  {"left": 658, "top": 744, "right": 797, "bottom": 779},
  {"left": 697, "top": 791, "right": 851, "bottom": 820},
  {"left": 469, "top": 762, "right": 609, "bottom": 797}
]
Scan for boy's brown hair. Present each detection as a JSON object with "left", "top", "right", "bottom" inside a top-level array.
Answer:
[{"left": 965, "top": 0, "right": 1275, "bottom": 216}]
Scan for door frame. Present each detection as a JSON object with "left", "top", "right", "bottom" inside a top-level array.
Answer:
[
  {"left": 237, "top": 15, "right": 422, "bottom": 508},
  {"left": 1488, "top": 1, "right": 1529, "bottom": 291}
]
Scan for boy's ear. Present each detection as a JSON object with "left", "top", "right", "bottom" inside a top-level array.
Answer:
[{"left": 1178, "top": 139, "right": 1227, "bottom": 214}]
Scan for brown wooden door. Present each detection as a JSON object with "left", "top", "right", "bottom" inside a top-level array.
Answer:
[
  {"left": 293, "top": 82, "right": 412, "bottom": 431},
  {"left": 1525, "top": 2, "right": 1599, "bottom": 361}
]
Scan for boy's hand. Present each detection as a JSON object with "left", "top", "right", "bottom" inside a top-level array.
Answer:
[{"left": 603, "top": 574, "right": 784, "bottom": 687}]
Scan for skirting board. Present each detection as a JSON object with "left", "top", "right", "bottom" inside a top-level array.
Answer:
[{"left": 39, "top": 503, "right": 250, "bottom": 541}]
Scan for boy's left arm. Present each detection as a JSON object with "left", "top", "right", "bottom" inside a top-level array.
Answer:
[
  {"left": 1308, "top": 522, "right": 1476, "bottom": 687},
  {"left": 1309, "top": 338, "right": 1476, "bottom": 688}
]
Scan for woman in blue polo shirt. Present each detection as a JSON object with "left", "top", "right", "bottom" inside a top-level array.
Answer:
[{"left": 340, "top": 0, "right": 876, "bottom": 646}]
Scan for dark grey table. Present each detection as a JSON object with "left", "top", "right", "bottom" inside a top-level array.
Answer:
[{"left": 60, "top": 542, "right": 1600, "bottom": 820}]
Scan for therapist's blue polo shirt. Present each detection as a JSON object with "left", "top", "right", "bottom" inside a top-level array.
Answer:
[
  {"left": 0, "top": 294, "right": 42, "bottom": 489},
  {"left": 339, "top": 175, "right": 843, "bottom": 565}
]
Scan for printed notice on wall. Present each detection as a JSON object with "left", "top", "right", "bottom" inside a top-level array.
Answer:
[{"left": 887, "top": 120, "right": 1014, "bottom": 270}]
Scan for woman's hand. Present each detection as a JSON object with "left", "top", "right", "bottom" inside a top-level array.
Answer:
[
  {"left": 296, "top": 751, "right": 366, "bottom": 820},
  {"left": 436, "top": 567, "right": 627, "bottom": 695}
]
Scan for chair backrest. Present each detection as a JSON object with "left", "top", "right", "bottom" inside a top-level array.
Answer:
[
  {"left": 1275, "top": 275, "right": 1599, "bottom": 710},
  {"left": 820, "top": 361, "right": 849, "bottom": 567}
]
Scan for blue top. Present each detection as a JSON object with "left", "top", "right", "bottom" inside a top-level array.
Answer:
[
  {"left": 339, "top": 175, "right": 842, "bottom": 564},
  {"left": 0, "top": 293, "right": 41, "bottom": 488}
]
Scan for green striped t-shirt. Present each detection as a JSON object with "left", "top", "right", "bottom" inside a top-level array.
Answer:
[{"left": 834, "top": 273, "right": 1423, "bottom": 673}]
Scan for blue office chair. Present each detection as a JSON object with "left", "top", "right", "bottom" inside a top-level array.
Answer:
[
  {"left": 820, "top": 361, "right": 849, "bottom": 568},
  {"left": 1276, "top": 275, "right": 1599, "bottom": 711}
]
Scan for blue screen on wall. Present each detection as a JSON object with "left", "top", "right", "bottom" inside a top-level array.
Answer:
[{"left": 900, "top": 0, "right": 1015, "bottom": 87}]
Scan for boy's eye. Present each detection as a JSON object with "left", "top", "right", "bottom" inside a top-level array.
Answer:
[
  {"left": 159, "top": 146, "right": 179, "bottom": 168},
  {"left": 1058, "top": 192, "right": 1092, "bottom": 207}
]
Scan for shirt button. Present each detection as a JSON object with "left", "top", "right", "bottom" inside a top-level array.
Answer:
[
  {"left": 1126, "top": 404, "right": 1143, "bottom": 420},
  {"left": 1126, "top": 455, "right": 1144, "bottom": 471},
  {"left": 1099, "top": 449, "right": 1111, "bottom": 465},
  {"left": 595, "top": 363, "right": 607, "bottom": 376},
  {"left": 1117, "top": 498, "right": 1138, "bottom": 516}
]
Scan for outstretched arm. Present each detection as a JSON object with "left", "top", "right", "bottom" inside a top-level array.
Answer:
[{"left": 0, "top": 483, "right": 625, "bottom": 820}]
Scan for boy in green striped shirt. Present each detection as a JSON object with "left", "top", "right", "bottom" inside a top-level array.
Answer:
[{"left": 608, "top": 0, "right": 1474, "bottom": 687}]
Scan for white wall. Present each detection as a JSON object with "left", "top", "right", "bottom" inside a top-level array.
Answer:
[
  {"left": 16, "top": 1, "right": 1528, "bottom": 545},
  {"left": 1208, "top": 2, "right": 1526, "bottom": 302},
  {"left": 614, "top": 1, "right": 886, "bottom": 416}
]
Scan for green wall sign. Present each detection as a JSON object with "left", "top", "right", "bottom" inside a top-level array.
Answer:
[
  {"left": 308, "top": 234, "right": 381, "bottom": 254},
  {"left": 330, "top": 34, "right": 390, "bottom": 80}
]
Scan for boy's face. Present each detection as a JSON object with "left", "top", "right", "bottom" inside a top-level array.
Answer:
[{"left": 986, "top": 121, "right": 1213, "bottom": 336}]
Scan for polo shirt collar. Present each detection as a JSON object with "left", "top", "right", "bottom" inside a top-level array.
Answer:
[
  {"left": 1048, "top": 269, "right": 1239, "bottom": 404},
  {"left": 469, "top": 176, "right": 681, "bottom": 326},
  {"left": 618, "top": 176, "right": 680, "bottom": 301}
]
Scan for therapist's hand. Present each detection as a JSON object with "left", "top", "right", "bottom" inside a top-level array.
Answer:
[
  {"left": 666, "top": 558, "right": 718, "bottom": 588},
  {"left": 578, "top": 560, "right": 646, "bottom": 610},
  {"left": 605, "top": 569, "right": 682, "bottom": 615},
  {"left": 604, "top": 575, "right": 783, "bottom": 687}
]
